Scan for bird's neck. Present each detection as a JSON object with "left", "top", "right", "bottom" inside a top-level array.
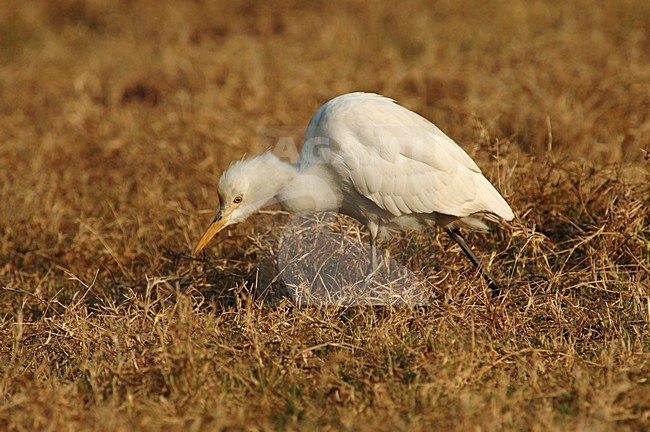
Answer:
[{"left": 276, "top": 164, "right": 343, "bottom": 214}]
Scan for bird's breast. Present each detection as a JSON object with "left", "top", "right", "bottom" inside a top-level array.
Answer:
[{"left": 277, "top": 165, "right": 343, "bottom": 214}]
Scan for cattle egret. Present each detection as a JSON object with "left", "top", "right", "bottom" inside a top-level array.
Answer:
[{"left": 193, "top": 93, "right": 514, "bottom": 294}]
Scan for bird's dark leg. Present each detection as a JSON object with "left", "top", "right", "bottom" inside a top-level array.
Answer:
[
  {"left": 369, "top": 222, "right": 379, "bottom": 272},
  {"left": 444, "top": 226, "right": 502, "bottom": 297},
  {"left": 362, "top": 223, "right": 381, "bottom": 290}
]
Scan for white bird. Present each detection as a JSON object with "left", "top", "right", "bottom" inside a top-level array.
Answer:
[{"left": 193, "top": 93, "right": 514, "bottom": 294}]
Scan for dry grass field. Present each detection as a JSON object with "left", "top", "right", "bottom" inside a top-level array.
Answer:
[{"left": 1, "top": 0, "right": 649, "bottom": 430}]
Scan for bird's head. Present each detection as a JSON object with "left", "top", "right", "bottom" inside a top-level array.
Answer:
[{"left": 193, "top": 152, "right": 296, "bottom": 255}]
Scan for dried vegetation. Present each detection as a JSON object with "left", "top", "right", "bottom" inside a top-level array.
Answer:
[{"left": 0, "top": 0, "right": 648, "bottom": 430}]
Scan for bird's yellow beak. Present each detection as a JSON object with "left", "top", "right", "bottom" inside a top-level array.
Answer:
[{"left": 193, "top": 209, "right": 229, "bottom": 255}]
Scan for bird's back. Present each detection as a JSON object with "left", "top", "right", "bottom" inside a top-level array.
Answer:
[{"left": 300, "top": 93, "right": 514, "bottom": 232}]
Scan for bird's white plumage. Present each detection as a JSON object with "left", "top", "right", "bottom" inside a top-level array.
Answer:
[
  {"left": 194, "top": 92, "right": 514, "bottom": 270},
  {"left": 299, "top": 93, "right": 513, "bottom": 234}
]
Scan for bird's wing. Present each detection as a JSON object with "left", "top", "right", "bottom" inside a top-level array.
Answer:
[{"left": 303, "top": 93, "right": 513, "bottom": 220}]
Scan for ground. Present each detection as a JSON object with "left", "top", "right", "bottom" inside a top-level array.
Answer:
[{"left": 0, "top": 1, "right": 649, "bottom": 430}]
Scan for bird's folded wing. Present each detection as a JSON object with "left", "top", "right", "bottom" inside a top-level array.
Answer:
[
  {"left": 330, "top": 124, "right": 513, "bottom": 220},
  {"left": 302, "top": 93, "right": 513, "bottom": 221}
]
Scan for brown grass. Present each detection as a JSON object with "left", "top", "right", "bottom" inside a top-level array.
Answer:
[{"left": 1, "top": 0, "right": 649, "bottom": 430}]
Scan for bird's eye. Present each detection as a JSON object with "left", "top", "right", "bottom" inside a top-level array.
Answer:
[{"left": 233, "top": 195, "right": 243, "bottom": 204}]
